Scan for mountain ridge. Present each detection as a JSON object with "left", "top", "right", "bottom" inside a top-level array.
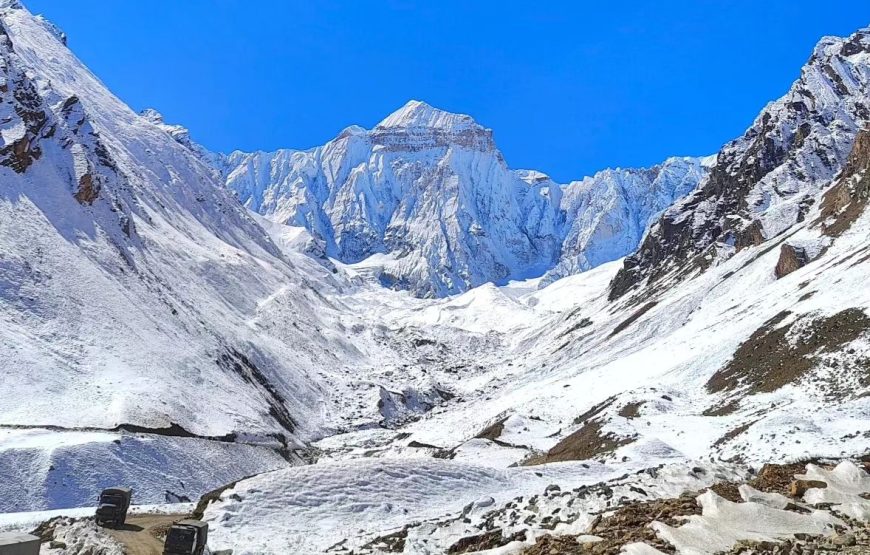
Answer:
[
  {"left": 610, "top": 25, "right": 870, "bottom": 300},
  {"left": 207, "top": 100, "right": 709, "bottom": 297}
]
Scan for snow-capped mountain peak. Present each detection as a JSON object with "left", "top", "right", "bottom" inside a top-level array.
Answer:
[
  {"left": 375, "top": 99, "right": 480, "bottom": 131},
  {"left": 221, "top": 101, "right": 707, "bottom": 296},
  {"left": 369, "top": 99, "right": 496, "bottom": 154}
]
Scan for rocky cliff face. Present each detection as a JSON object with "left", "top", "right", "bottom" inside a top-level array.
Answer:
[
  {"left": 816, "top": 128, "right": 870, "bottom": 237},
  {"left": 221, "top": 101, "right": 708, "bottom": 297},
  {"left": 610, "top": 28, "right": 870, "bottom": 300}
]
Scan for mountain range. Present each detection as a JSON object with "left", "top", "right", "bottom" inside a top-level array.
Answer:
[
  {"left": 205, "top": 102, "right": 710, "bottom": 296},
  {"left": 1, "top": 1, "right": 870, "bottom": 553}
]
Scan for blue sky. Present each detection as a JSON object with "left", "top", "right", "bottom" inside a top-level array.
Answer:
[{"left": 26, "top": 0, "right": 870, "bottom": 182}]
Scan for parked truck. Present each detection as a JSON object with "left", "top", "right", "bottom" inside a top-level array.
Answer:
[
  {"left": 0, "top": 532, "right": 40, "bottom": 555},
  {"left": 163, "top": 520, "right": 208, "bottom": 555},
  {"left": 95, "top": 487, "right": 132, "bottom": 528}
]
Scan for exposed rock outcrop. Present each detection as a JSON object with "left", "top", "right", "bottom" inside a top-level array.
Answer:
[
  {"left": 610, "top": 29, "right": 870, "bottom": 300},
  {"left": 775, "top": 243, "right": 810, "bottom": 278},
  {"left": 818, "top": 128, "right": 870, "bottom": 236}
]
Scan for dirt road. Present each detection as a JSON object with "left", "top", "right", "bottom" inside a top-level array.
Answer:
[{"left": 104, "top": 514, "right": 186, "bottom": 555}]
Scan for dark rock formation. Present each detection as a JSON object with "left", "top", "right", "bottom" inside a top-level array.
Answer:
[
  {"left": 775, "top": 244, "right": 810, "bottom": 278},
  {"left": 609, "top": 29, "right": 870, "bottom": 301}
]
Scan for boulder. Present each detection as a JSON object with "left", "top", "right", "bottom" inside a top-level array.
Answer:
[
  {"left": 775, "top": 244, "right": 810, "bottom": 279},
  {"left": 789, "top": 479, "right": 827, "bottom": 497}
]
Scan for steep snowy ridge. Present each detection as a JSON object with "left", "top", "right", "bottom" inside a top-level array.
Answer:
[
  {"left": 0, "top": 1, "right": 429, "bottom": 509},
  {"left": 0, "top": 1, "right": 300, "bottom": 437},
  {"left": 544, "top": 155, "right": 711, "bottom": 283},
  {"left": 139, "top": 108, "right": 225, "bottom": 176},
  {"left": 221, "top": 101, "right": 708, "bottom": 297},
  {"left": 611, "top": 27, "right": 870, "bottom": 299}
]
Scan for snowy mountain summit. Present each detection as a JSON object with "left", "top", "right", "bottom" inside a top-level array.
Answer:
[
  {"left": 222, "top": 100, "right": 709, "bottom": 297},
  {"left": 376, "top": 99, "right": 489, "bottom": 135}
]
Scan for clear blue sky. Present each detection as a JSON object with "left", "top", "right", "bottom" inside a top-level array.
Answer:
[{"left": 26, "top": 0, "right": 870, "bottom": 182}]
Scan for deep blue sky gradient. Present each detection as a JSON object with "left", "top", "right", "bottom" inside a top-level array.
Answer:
[{"left": 26, "top": 1, "right": 870, "bottom": 182}]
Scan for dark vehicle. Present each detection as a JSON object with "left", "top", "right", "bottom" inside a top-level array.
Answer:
[
  {"left": 95, "top": 487, "right": 132, "bottom": 528},
  {"left": 0, "top": 532, "right": 40, "bottom": 555},
  {"left": 163, "top": 520, "right": 208, "bottom": 555}
]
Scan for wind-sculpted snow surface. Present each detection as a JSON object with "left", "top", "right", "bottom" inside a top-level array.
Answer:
[
  {"left": 651, "top": 491, "right": 842, "bottom": 553},
  {"left": 222, "top": 101, "right": 708, "bottom": 297},
  {"left": 203, "top": 457, "right": 717, "bottom": 554},
  {"left": 205, "top": 459, "right": 514, "bottom": 553}
]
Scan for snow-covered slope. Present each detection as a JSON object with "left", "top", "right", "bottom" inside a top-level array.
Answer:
[
  {"left": 221, "top": 101, "right": 708, "bottom": 297},
  {"left": 202, "top": 127, "right": 870, "bottom": 553},
  {"left": 0, "top": 0, "right": 428, "bottom": 510},
  {"left": 0, "top": 0, "right": 341, "bottom": 441},
  {"left": 199, "top": 183, "right": 870, "bottom": 552}
]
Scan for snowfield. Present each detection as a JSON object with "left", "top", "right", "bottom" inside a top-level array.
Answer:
[
  {"left": 203, "top": 458, "right": 740, "bottom": 554},
  {"left": 0, "top": 428, "right": 288, "bottom": 512},
  {"left": 199, "top": 189, "right": 870, "bottom": 551},
  {"left": 207, "top": 459, "right": 520, "bottom": 553}
]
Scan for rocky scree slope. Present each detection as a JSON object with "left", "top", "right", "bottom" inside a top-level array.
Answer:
[{"left": 218, "top": 101, "right": 709, "bottom": 297}]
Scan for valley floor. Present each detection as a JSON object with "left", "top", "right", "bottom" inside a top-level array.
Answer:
[{"left": 6, "top": 458, "right": 870, "bottom": 554}]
